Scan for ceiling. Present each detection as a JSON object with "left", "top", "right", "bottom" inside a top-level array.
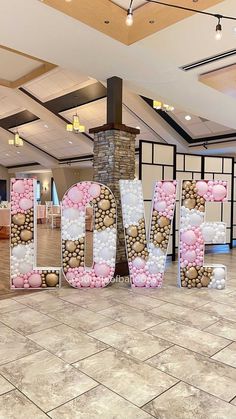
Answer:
[{"left": 0, "top": 0, "right": 236, "bottom": 169}]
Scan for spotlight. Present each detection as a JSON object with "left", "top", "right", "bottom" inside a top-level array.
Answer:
[
  {"left": 185, "top": 115, "right": 192, "bottom": 121},
  {"left": 215, "top": 15, "right": 223, "bottom": 40},
  {"left": 126, "top": 1, "right": 134, "bottom": 26}
]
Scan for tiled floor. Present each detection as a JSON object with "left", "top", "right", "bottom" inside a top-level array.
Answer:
[{"left": 0, "top": 228, "right": 236, "bottom": 417}]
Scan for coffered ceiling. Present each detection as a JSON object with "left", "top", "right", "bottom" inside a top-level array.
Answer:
[{"left": 0, "top": 0, "right": 236, "bottom": 169}]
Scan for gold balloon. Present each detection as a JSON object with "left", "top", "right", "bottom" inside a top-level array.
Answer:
[
  {"left": 154, "top": 232, "right": 164, "bottom": 243},
  {"left": 201, "top": 276, "right": 210, "bottom": 287},
  {"left": 66, "top": 240, "right": 77, "bottom": 252},
  {"left": 98, "top": 199, "right": 111, "bottom": 211},
  {"left": 186, "top": 267, "right": 198, "bottom": 280},
  {"left": 20, "top": 229, "right": 32, "bottom": 242},
  {"left": 184, "top": 198, "right": 196, "bottom": 210},
  {"left": 103, "top": 216, "right": 114, "bottom": 227},
  {"left": 69, "top": 257, "right": 80, "bottom": 268},
  {"left": 45, "top": 273, "right": 59, "bottom": 287},
  {"left": 12, "top": 213, "right": 26, "bottom": 226},
  {"left": 158, "top": 216, "right": 170, "bottom": 228},
  {"left": 132, "top": 241, "right": 145, "bottom": 252},
  {"left": 126, "top": 226, "right": 138, "bottom": 238}
]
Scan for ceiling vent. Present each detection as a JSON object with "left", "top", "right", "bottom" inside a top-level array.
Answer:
[{"left": 180, "top": 48, "right": 236, "bottom": 71}]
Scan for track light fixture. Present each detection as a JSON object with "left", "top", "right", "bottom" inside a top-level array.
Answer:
[
  {"left": 203, "top": 142, "right": 208, "bottom": 150},
  {"left": 125, "top": 1, "right": 236, "bottom": 40},
  {"left": 126, "top": 0, "right": 134, "bottom": 26}
]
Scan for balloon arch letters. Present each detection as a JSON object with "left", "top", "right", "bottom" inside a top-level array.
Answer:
[{"left": 10, "top": 178, "right": 227, "bottom": 291}]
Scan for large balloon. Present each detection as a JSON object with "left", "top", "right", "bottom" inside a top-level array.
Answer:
[{"left": 181, "top": 230, "right": 197, "bottom": 245}]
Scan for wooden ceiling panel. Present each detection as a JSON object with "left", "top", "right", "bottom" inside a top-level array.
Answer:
[
  {"left": 41, "top": 0, "right": 224, "bottom": 45},
  {"left": 200, "top": 64, "right": 236, "bottom": 100}
]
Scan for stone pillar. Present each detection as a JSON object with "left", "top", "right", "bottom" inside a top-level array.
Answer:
[{"left": 90, "top": 123, "right": 139, "bottom": 274}]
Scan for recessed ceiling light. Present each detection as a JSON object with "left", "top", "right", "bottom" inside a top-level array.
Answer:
[
  {"left": 5, "top": 153, "right": 9, "bottom": 157},
  {"left": 185, "top": 115, "right": 192, "bottom": 121},
  {"left": 16, "top": 151, "right": 20, "bottom": 154},
  {"left": 136, "top": 126, "right": 140, "bottom": 130},
  {"left": 44, "top": 124, "right": 48, "bottom": 128},
  {"left": 68, "top": 141, "right": 73, "bottom": 144}
]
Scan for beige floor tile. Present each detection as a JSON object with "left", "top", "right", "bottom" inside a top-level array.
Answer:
[
  {"left": 81, "top": 298, "right": 118, "bottom": 312},
  {"left": 204, "top": 320, "right": 236, "bottom": 341},
  {"left": 28, "top": 324, "right": 108, "bottom": 363},
  {"left": 198, "top": 302, "right": 236, "bottom": 322},
  {"left": 99, "top": 303, "right": 165, "bottom": 330},
  {"left": 0, "top": 374, "right": 14, "bottom": 395},
  {"left": 0, "top": 307, "right": 60, "bottom": 335},
  {"left": 48, "top": 306, "right": 116, "bottom": 333},
  {"left": 0, "top": 390, "right": 48, "bottom": 418},
  {"left": 143, "top": 381, "right": 236, "bottom": 419},
  {"left": 48, "top": 385, "right": 152, "bottom": 419},
  {"left": 89, "top": 322, "right": 172, "bottom": 361},
  {"left": 0, "top": 350, "right": 97, "bottom": 412},
  {"left": 149, "top": 303, "right": 218, "bottom": 330},
  {"left": 0, "top": 323, "right": 41, "bottom": 365},
  {"left": 148, "top": 320, "right": 230, "bottom": 356},
  {"left": 112, "top": 293, "right": 166, "bottom": 311},
  {"left": 212, "top": 342, "right": 236, "bottom": 368},
  {"left": 75, "top": 348, "right": 178, "bottom": 407},
  {"left": 0, "top": 298, "right": 24, "bottom": 314},
  {"left": 147, "top": 345, "right": 236, "bottom": 402},
  {"left": 15, "top": 293, "right": 72, "bottom": 314},
  {"left": 153, "top": 292, "right": 209, "bottom": 309}
]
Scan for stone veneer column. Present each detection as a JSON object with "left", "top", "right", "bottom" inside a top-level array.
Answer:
[{"left": 90, "top": 123, "right": 139, "bottom": 274}]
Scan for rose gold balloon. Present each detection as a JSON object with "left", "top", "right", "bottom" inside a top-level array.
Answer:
[
  {"left": 103, "top": 216, "right": 114, "bottom": 227},
  {"left": 98, "top": 199, "right": 111, "bottom": 211},
  {"left": 12, "top": 213, "right": 26, "bottom": 226},
  {"left": 186, "top": 267, "right": 198, "bottom": 280},
  {"left": 45, "top": 273, "right": 59, "bottom": 287},
  {"left": 132, "top": 241, "right": 145, "bottom": 252},
  {"left": 69, "top": 257, "right": 79, "bottom": 268},
  {"left": 184, "top": 198, "right": 196, "bottom": 210},
  {"left": 158, "top": 216, "right": 170, "bottom": 228},
  {"left": 126, "top": 226, "right": 138, "bottom": 238},
  {"left": 66, "top": 240, "right": 77, "bottom": 252},
  {"left": 20, "top": 230, "right": 32, "bottom": 242},
  {"left": 201, "top": 276, "right": 210, "bottom": 287}
]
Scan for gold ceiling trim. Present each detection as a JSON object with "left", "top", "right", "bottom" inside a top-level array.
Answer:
[
  {"left": 41, "top": 0, "right": 223, "bottom": 45},
  {"left": 0, "top": 45, "right": 57, "bottom": 89}
]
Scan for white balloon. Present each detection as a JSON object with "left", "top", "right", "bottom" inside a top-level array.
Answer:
[
  {"left": 213, "top": 267, "right": 225, "bottom": 280},
  {"left": 189, "top": 213, "right": 203, "bottom": 227},
  {"left": 133, "top": 257, "right": 145, "bottom": 269},
  {"left": 202, "top": 226, "right": 215, "bottom": 242},
  {"left": 123, "top": 192, "right": 139, "bottom": 206},
  {"left": 63, "top": 207, "right": 81, "bottom": 220},
  {"left": 12, "top": 244, "right": 27, "bottom": 260},
  {"left": 19, "top": 263, "right": 33, "bottom": 274},
  {"left": 99, "top": 247, "right": 114, "bottom": 260},
  {"left": 66, "top": 222, "right": 84, "bottom": 239},
  {"left": 150, "top": 247, "right": 164, "bottom": 257},
  {"left": 148, "top": 263, "right": 163, "bottom": 274}
]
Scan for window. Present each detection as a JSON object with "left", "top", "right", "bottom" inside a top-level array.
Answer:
[{"left": 52, "top": 179, "right": 59, "bottom": 205}]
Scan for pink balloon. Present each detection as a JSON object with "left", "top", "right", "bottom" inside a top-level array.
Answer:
[
  {"left": 162, "top": 182, "right": 175, "bottom": 196},
  {"left": 19, "top": 198, "right": 32, "bottom": 211},
  {"left": 28, "top": 273, "right": 42, "bottom": 288},
  {"left": 12, "top": 276, "right": 24, "bottom": 288},
  {"left": 94, "top": 263, "right": 110, "bottom": 278},
  {"left": 212, "top": 184, "right": 227, "bottom": 201},
  {"left": 13, "top": 180, "right": 25, "bottom": 194},
  {"left": 80, "top": 273, "right": 92, "bottom": 287},
  {"left": 183, "top": 250, "right": 197, "bottom": 263},
  {"left": 196, "top": 181, "right": 208, "bottom": 196},
  {"left": 68, "top": 186, "right": 83, "bottom": 204},
  {"left": 181, "top": 230, "right": 197, "bottom": 245},
  {"left": 154, "top": 200, "right": 167, "bottom": 212},
  {"left": 133, "top": 273, "right": 147, "bottom": 287},
  {"left": 88, "top": 183, "right": 101, "bottom": 198}
]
